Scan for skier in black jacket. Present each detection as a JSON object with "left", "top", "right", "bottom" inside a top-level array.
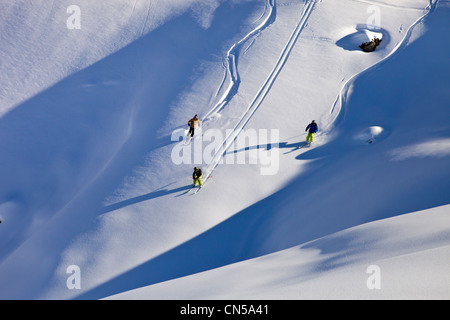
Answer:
[{"left": 193, "top": 167, "right": 203, "bottom": 187}]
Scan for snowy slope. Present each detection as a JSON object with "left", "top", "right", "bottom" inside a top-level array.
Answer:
[
  {"left": 0, "top": 0, "right": 449, "bottom": 300},
  {"left": 107, "top": 204, "right": 450, "bottom": 300}
]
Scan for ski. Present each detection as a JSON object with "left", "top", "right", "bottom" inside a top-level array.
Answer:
[
  {"left": 187, "top": 185, "right": 200, "bottom": 194},
  {"left": 300, "top": 142, "right": 311, "bottom": 148},
  {"left": 189, "top": 175, "right": 212, "bottom": 195}
]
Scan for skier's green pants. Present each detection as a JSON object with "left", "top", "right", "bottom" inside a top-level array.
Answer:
[
  {"left": 194, "top": 175, "right": 203, "bottom": 186},
  {"left": 306, "top": 132, "right": 314, "bottom": 143}
]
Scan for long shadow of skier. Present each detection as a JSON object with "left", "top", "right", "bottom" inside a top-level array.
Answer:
[
  {"left": 99, "top": 184, "right": 192, "bottom": 215},
  {"left": 226, "top": 136, "right": 309, "bottom": 157}
]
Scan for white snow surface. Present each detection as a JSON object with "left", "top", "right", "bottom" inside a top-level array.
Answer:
[{"left": 0, "top": 0, "right": 449, "bottom": 300}]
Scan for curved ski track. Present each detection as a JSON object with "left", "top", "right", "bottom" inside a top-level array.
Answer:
[
  {"left": 202, "top": 0, "right": 277, "bottom": 120},
  {"left": 326, "top": 0, "right": 439, "bottom": 133}
]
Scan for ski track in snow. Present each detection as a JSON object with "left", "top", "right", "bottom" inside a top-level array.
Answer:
[
  {"left": 326, "top": 0, "right": 439, "bottom": 133},
  {"left": 130, "top": 0, "right": 138, "bottom": 19},
  {"left": 197, "top": 0, "right": 316, "bottom": 187},
  {"left": 140, "top": 0, "right": 152, "bottom": 37},
  {"left": 202, "top": 0, "right": 276, "bottom": 121}
]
